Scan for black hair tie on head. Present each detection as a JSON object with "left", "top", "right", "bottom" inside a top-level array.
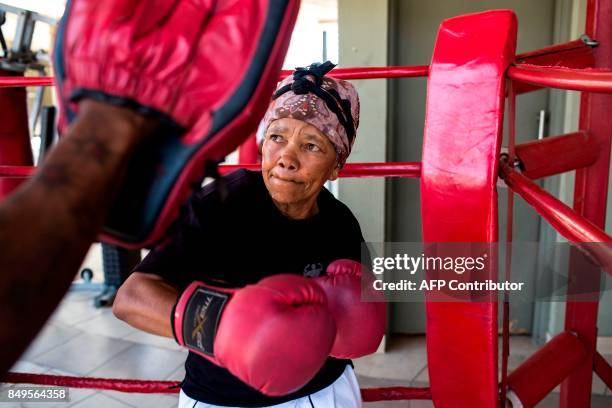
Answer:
[{"left": 273, "top": 61, "right": 355, "bottom": 144}]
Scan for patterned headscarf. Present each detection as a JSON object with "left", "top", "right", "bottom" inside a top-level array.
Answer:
[{"left": 259, "top": 62, "right": 360, "bottom": 166}]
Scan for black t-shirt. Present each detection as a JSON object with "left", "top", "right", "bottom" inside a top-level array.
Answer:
[{"left": 136, "top": 169, "right": 368, "bottom": 406}]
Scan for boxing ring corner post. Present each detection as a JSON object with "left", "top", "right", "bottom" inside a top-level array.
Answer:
[
  {"left": 420, "top": 9, "right": 517, "bottom": 408},
  {"left": 558, "top": 1, "right": 612, "bottom": 406},
  {"left": 501, "top": 1, "right": 612, "bottom": 406}
]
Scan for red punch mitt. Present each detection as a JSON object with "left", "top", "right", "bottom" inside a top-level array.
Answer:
[
  {"left": 172, "top": 275, "right": 336, "bottom": 396},
  {"left": 314, "top": 259, "right": 387, "bottom": 358},
  {"left": 53, "top": 0, "right": 299, "bottom": 247}
]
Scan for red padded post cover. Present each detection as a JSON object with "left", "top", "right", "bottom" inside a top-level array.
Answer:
[
  {"left": 0, "top": 69, "right": 33, "bottom": 198},
  {"left": 420, "top": 10, "right": 517, "bottom": 408}
]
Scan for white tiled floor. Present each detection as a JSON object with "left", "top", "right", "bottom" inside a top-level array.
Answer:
[{"left": 3, "top": 289, "right": 612, "bottom": 407}]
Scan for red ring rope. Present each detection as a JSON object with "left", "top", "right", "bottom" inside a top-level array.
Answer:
[
  {"left": 0, "top": 76, "right": 54, "bottom": 88},
  {"left": 5, "top": 372, "right": 432, "bottom": 401},
  {"left": 508, "top": 64, "right": 612, "bottom": 93},
  {"left": 3, "top": 60, "right": 612, "bottom": 94},
  {"left": 280, "top": 66, "right": 429, "bottom": 80},
  {"left": 219, "top": 162, "right": 421, "bottom": 178},
  {"left": 5, "top": 372, "right": 179, "bottom": 394},
  {"left": 0, "top": 163, "right": 422, "bottom": 179},
  {"left": 500, "top": 161, "right": 612, "bottom": 244},
  {"left": 0, "top": 165, "right": 34, "bottom": 177}
]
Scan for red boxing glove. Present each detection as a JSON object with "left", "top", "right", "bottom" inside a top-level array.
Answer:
[
  {"left": 172, "top": 274, "right": 336, "bottom": 396},
  {"left": 314, "top": 259, "right": 387, "bottom": 359},
  {"left": 54, "top": 0, "right": 299, "bottom": 247}
]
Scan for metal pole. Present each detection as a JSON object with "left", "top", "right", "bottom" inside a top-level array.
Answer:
[{"left": 560, "top": 0, "right": 612, "bottom": 406}]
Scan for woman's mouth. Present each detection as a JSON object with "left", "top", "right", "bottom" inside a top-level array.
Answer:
[{"left": 271, "top": 174, "right": 300, "bottom": 184}]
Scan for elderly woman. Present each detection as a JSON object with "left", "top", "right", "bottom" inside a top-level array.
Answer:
[{"left": 113, "top": 62, "right": 380, "bottom": 407}]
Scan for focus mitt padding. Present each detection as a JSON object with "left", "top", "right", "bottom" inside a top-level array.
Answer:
[{"left": 54, "top": 0, "right": 299, "bottom": 247}]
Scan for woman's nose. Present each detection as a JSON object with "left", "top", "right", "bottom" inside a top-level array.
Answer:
[{"left": 278, "top": 145, "right": 298, "bottom": 170}]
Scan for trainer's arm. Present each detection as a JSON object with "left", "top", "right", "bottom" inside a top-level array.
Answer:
[
  {"left": 113, "top": 272, "right": 178, "bottom": 338},
  {"left": 0, "top": 100, "right": 156, "bottom": 375}
]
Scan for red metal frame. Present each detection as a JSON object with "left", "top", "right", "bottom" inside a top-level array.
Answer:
[
  {"left": 560, "top": 1, "right": 612, "bottom": 406},
  {"left": 500, "top": 81, "right": 518, "bottom": 405}
]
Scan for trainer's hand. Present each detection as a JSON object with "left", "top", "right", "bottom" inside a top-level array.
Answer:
[
  {"left": 314, "top": 259, "right": 387, "bottom": 358},
  {"left": 0, "top": 100, "right": 157, "bottom": 377},
  {"left": 173, "top": 274, "right": 336, "bottom": 396}
]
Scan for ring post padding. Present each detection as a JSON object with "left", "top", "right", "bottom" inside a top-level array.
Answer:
[
  {"left": 420, "top": 10, "right": 517, "bottom": 407},
  {"left": 0, "top": 69, "right": 33, "bottom": 198}
]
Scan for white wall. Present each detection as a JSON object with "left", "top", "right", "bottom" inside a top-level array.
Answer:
[{"left": 337, "top": 0, "right": 388, "bottom": 243}]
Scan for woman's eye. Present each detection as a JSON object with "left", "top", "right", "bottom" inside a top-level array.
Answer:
[
  {"left": 269, "top": 134, "right": 283, "bottom": 142},
  {"left": 306, "top": 143, "right": 321, "bottom": 152}
]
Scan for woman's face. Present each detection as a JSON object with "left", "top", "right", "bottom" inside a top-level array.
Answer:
[{"left": 261, "top": 117, "right": 339, "bottom": 218}]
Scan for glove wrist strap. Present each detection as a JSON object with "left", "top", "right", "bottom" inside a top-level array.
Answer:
[{"left": 174, "top": 283, "right": 231, "bottom": 357}]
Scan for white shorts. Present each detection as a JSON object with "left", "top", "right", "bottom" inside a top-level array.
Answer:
[{"left": 178, "top": 365, "right": 362, "bottom": 408}]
